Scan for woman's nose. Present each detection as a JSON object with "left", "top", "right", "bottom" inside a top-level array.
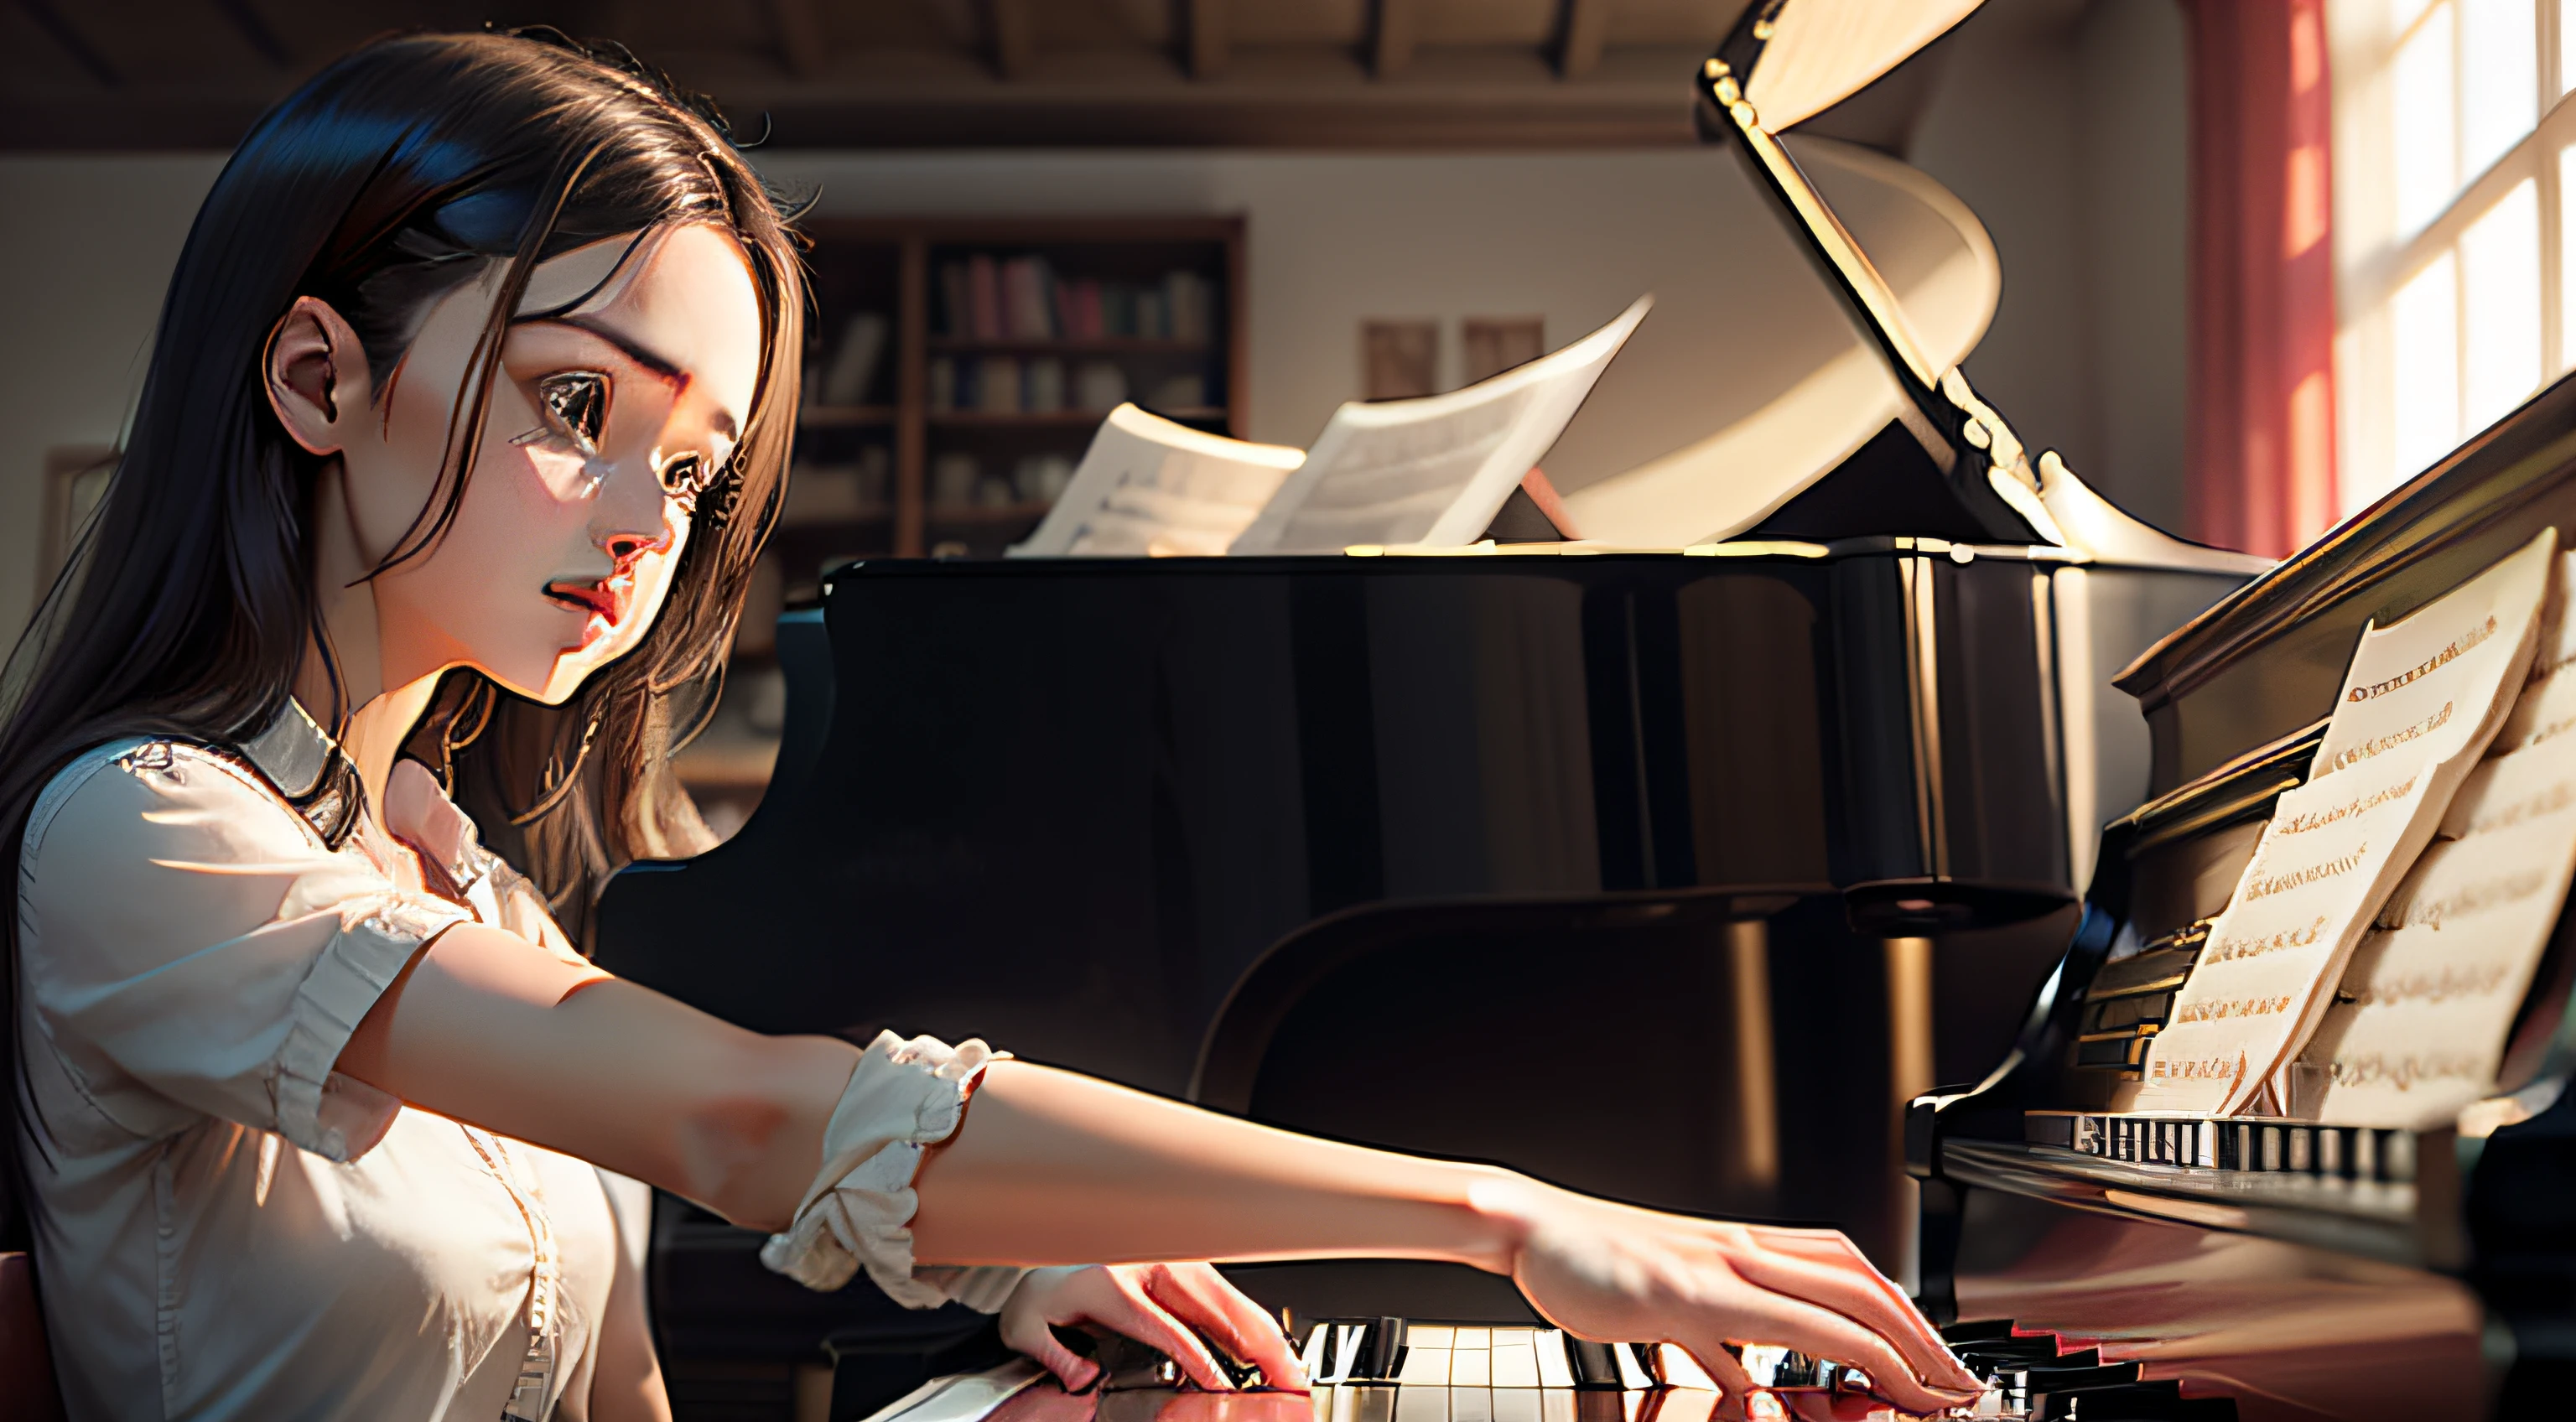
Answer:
[{"left": 602, "top": 527, "right": 669, "bottom": 565}]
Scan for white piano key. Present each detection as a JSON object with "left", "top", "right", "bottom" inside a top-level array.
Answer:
[
  {"left": 1540, "top": 1391, "right": 1576, "bottom": 1422},
  {"left": 1408, "top": 1326, "right": 1457, "bottom": 1350},
  {"left": 1653, "top": 1345, "right": 1716, "bottom": 1391},
  {"left": 1451, "top": 1349, "right": 1491, "bottom": 1387},
  {"left": 1488, "top": 1331, "right": 1540, "bottom": 1388},
  {"left": 1301, "top": 1326, "right": 1331, "bottom": 1384},
  {"left": 1738, "top": 1346, "right": 1787, "bottom": 1388},
  {"left": 1611, "top": 1344, "right": 1654, "bottom": 1391},
  {"left": 1395, "top": 1345, "right": 1452, "bottom": 1388},
  {"left": 1331, "top": 1325, "right": 1367, "bottom": 1385},
  {"left": 1395, "top": 1387, "right": 1448, "bottom": 1422},
  {"left": 1493, "top": 1386, "right": 1542, "bottom": 1422},
  {"left": 1452, "top": 1329, "right": 1492, "bottom": 1351},
  {"left": 1451, "top": 1389, "right": 1493, "bottom": 1422},
  {"left": 1532, "top": 1331, "right": 1575, "bottom": 1389}
]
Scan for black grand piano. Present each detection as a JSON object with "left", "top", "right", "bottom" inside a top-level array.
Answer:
[{"left": 593, "top": 3, "right": 2284, "bottom": 1418}]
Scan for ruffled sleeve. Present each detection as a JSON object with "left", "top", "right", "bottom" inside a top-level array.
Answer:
[
  {"left": 17, "top": 740, "right": 470, "bottom": 1160},
  {"left": 758, "top": 1031, "right": 1028, "bottom": 1311}
]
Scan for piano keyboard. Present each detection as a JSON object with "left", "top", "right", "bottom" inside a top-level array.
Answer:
[
  {"left": 977, "top": 1317, "right": 2241, "bottom": 1422},
  {"left": 2023, "top": 1110, "right": 2418, "bottom": 1181}
]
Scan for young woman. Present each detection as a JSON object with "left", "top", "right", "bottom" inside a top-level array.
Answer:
[{"left": 0, "top": 30, "right": 1984, "bottom": 1422}]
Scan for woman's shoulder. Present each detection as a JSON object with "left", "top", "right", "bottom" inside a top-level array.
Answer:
[{"left": 23, "top": 734, "right": 307, "bottom": 880}]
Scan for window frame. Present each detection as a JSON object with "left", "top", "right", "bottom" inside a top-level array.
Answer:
[{"left": 2331, "top": 0, "right": 2576, "bottom": 515}]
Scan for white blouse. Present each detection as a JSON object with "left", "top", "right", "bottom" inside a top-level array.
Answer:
[
  {"left": 15, "top": 703, "right": 1017, "bottom": 1422},
  {"left": 13, "top": 706, "right": 648, "bottom": 1422}
]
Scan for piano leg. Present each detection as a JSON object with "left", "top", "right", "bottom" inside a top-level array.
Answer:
[
  {"left": 1886, "top": 936, "right": 1936, "bottom": 1295},
  {"left": 1722, "top": 920, "right": 1779, "bottom": 1194}
]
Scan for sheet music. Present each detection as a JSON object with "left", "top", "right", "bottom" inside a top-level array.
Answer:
[
  {"left": 1228, "top": 297, "right": 1649, "bottom": 554},
  {"left": 1010, "top": 404, "right": 1306, "bottom": 558},
  {"left": 2132, "top": 530, "right": 2556, "bottom": 1116},
  {"left": 2303, "top": 552, "right": 2576, "bottom": 1126}
]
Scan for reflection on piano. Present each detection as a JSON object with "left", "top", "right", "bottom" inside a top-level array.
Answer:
[{"left": 595, "top": 3, "right": 2272, "bottom": 1417}]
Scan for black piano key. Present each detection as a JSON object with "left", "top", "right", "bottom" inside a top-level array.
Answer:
[
  {"left": 1353, "top": 1317, "right": 1406, "bottom": 1382},
  {"left": 1564, "top": 1338, "right": 1627, "bottom": 1390},
  {"left": 1955, "top": 1338, "right": 2065, "bottom": 1368},
  {"left": 2025, "top": 1361, "right": 2142, "bottom": 1397},
  {"left": 1938, "top": 1318, "right": 2019, "bottom": 1344}
]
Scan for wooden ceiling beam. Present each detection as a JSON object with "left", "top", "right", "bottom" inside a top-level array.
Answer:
[
  {"left": 1181, "top": 0, "right": 1227, "bottom": 80},
  {"left": 1368, "top": 0, "right": 1420, "bottom": 79},
  {"left": 987, "top": 0, "right": 1036, "bottom": 80},
  {"left": 1557, "top": 0, "right": 1612, "bottom": 77},
  {"left": 210, "top": 0, "right": 291, "bottom": 68},
  {"left": 18, "top": 0, "right": 119, "bottom": 86},
  {"left": 770, "top": 0, "right": 828, "bottom": 80}
]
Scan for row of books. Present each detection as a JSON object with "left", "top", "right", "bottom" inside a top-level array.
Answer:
[
  {"left": 777, "top": 445, "right": 1077, "bottom": 523},
  {"left": 928, "top": 356, "right": 1209, "bottom": 417},
  {"left": 938, "top": 255, "right": 1215, "bottom": 344}
]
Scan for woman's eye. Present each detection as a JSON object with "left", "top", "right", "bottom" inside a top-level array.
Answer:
[
  {"left": 518, "top": 370, "right": 610, "bottom": 455},
  {"left": 657, "top": 451, "right": 714, "bottom": 510}
]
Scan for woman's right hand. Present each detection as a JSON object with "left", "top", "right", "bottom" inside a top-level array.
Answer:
[{"left": 1483, "top": 1178, "right": 1984, "bottom": 1419}]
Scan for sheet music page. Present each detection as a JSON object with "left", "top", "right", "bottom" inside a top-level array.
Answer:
[
  {"left": 2304, "top": 552, "right": 2576, "bottom": 1126},
  {"left": 1228, "top": 297, "right": 1649, "bottom": 554},
  {"left": 1010, "top": 404, "right": 1306, "bottom": 558},
  {"left": 2131, "top": 530, "right": 2556, "bottom": 1116}
]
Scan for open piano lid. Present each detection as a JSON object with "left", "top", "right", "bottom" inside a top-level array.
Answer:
[{"left": 1564, "top": 0, "right": 2260, "bottom": 575}]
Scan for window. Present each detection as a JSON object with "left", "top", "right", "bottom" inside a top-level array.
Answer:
[{"left": 2331, "top": 0, "right": 2573, "bottom": 515}]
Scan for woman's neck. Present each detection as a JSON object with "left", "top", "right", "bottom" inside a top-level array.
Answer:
[{"left": 296, "top": 459, "right": 440, "bottom": 817}]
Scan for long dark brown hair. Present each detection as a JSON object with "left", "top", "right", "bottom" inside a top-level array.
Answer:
[{"left": 0, "top": 29, "right": 805, "bottom": 1227}]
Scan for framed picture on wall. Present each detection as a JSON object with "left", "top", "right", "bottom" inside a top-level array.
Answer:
[
  {"left": 39, "top": 445, "right": 117, "bottom": 600},
  {"left": 1462, "top": 317, "right": 1545, "bottom": 384},
  {"left": 1362, "top": 319, "right": 1439, "bottom": 401}
]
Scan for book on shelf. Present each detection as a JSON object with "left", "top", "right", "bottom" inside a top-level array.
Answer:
[
  {"left": 967, "top": 254, "right": 1003, "bottom": 342},
  {"left": 936, "top": 257, "right": 1215, "bottom": 344},
  {"left": 1228, "top": 295, "right": 1652, "bottom": 553},
  {"left": 817, "top": 311, "right": 887, "bottom": 407}
]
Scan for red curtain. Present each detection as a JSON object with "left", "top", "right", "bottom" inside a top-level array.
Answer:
[{"left": 2183, "top": 0, "right": 2340, "bottom": 558}]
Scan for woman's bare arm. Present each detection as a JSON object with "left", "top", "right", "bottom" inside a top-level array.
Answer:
[
  {"left": 339, "top": 924, "right": 1982, "bottom": 1416},
  {"left": 338, "top": 923, "right": 855, "bottom": 1231}
]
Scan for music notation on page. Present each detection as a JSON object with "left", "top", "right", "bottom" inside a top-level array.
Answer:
[{"left": 2131, "top": 530, "right": 2557, "bottom": 1117}]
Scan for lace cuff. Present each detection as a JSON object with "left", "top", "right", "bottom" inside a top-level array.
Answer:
[{"left": 758, "top": 1031, "right": 1023, "bottom": 1310}]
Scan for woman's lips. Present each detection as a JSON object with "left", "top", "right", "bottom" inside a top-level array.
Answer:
[
  {"left": 545, "top": 577, "right": 628, "bottom": 646},
  {"left": 546, "top": 581, "right": 616, "bottom": 620}
]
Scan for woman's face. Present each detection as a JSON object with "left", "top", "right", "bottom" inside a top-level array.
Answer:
[{"left": 339, "top": 222, "right": 763, "bottom": 705}]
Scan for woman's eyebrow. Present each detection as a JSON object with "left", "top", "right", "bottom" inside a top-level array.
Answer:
[
  {"left": 524, "top": 314, "right": 741, "bottom": 440},
  {"left": 544, "top": 314, "right": 684, "bottom": 382}
]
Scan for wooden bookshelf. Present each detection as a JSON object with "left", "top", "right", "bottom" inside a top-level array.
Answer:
[
  {"left": 784, "top": 215, "right": 1247, "bottom": 570},
  {"left": 678, "top": 216, "right": 1246, "bottom": 830}
]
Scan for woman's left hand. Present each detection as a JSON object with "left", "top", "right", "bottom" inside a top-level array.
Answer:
[{"left": 997, "top": 1264, "right": 1308, "bottom": 1393}]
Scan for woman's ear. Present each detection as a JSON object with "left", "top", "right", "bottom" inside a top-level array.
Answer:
[{"left": 264, "top": 295, "right": 372, "bottom": 456}]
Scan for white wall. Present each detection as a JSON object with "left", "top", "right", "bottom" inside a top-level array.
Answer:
[
  {"left": 1908, "top": 0, "right": 2191, "bottom": 533},
  {"left": 754, "top": 146, "right": 1877, "bottom": 501},
  {"left": 0, "top": 155, "right": 226, "bottom": 640}
]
